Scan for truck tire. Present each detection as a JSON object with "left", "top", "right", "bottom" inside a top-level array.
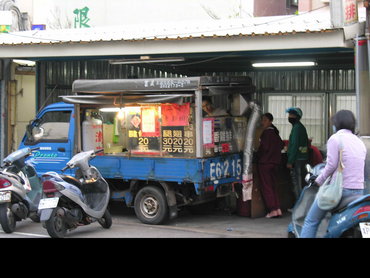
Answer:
[{"left": 134, "top": 186, "right": 168, "bottom": 225}]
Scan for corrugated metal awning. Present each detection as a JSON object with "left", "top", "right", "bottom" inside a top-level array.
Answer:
[
  {"left": 0, "top": 9, "right": 364, "bottom": 59},
  {"left": 0, "top": 12, "right": 336, "bottom": 46}
]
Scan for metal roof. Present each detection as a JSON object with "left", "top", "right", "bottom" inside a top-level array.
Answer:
[
  {"left": 0, "top": 8, "right": 365, "bottom": 62},
  {"left": 0, "top": 11, "right": 337, "bottom": 46}
]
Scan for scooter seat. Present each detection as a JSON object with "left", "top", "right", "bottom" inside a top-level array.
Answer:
[{"left": 331, "top": 194, "right": 362, "bottom": 214}]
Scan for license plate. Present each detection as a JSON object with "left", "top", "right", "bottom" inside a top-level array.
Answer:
[
  {"left": 359, "top": 222, "right": 370, "bottom": 238},
  {"left": 38, "top": 197, "right": 59, "bottom": 210},
  {"left": 0, "top": 191, "right": 11, "bottom": 203}
]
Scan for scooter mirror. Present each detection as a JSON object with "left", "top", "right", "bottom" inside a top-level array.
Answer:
[
  {"left": 305, "top": 164, "right": 312, "bottom": 173},
  {"left": 305, "top": 173, "right": 311, "bottom": 183}
]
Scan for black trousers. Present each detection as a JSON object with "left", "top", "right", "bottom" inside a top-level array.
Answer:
[{"left": 290, "top": 159, "right": 308, "bottom": 201}]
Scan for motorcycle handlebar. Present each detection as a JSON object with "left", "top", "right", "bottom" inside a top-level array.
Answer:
[
  {"left": 61, "top": 149, "right": 104, "bottom": 172},
  {"left": 94, "top": 149, "right": 104, "bottom": 155},
  {"left": 61, "top": 165, "right": 69, "bottom": 172}
]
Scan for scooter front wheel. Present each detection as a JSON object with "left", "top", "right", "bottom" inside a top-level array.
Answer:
[
  {"left": 0, "top": 203, "right": 16, "bottom": 233},
  {"left": 45, "top": 207, "right": 67, "bottom": 238},
  {"left": 98, "top": 209, "right": 112, "bottom": 229}
]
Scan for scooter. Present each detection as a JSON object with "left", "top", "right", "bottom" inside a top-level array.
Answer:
[
  {"left": 288, "top": 163, "right": 370, "bottom": 238},
  {"left": 38, "top": 149, "right": 112, "bottom": 238},
  {"left": 0, "top": 147, "right": 42, "bottom": 233}
]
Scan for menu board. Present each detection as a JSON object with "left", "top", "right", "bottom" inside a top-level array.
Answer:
[
  {"left": 124, "top": 103, "right": 194, "bottom": 157},
  {"left": 203, "top": 116, "right": 247, "bottom": 157},
  {"left": 113, "top": 103, "right": 245, "bottom": 158},
  {"left": 127, "top": 106, "right": 160, "bottom": 154},
  {"left": 161, "top": 124, "right": 195, "bottom": 157}
]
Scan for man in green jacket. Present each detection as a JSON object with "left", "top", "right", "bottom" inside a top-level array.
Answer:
[{"left": 286, "top": 107, "right": 309, "bottom": 200}]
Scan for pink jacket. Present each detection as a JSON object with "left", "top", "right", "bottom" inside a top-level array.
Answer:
[{"left": 316, "top": 129, "right": 367, "bottom": 190}]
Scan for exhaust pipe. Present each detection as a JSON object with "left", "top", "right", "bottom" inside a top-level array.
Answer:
[
  {"left": 11, "top": 202, "right": 29, "bottom": 219},
  {"left": 242, "top": 101, "right": 261, "bottom": 201}
]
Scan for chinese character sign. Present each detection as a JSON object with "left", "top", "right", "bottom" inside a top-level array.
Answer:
[
  {"left": 343, "top": 0, "right": 358, "bottom": 25},
  {"left": 74, "top": 7, "right": 91, "bottom": 28}
]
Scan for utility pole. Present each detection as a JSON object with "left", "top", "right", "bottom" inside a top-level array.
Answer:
[
  {"left": 353, "top": 1, "right": 369, "bottom": 136},
  {"left": 365, "top": 1, "right": 369, "bottom": 34}
]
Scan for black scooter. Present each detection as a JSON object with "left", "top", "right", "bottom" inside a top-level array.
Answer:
[{"left": 38, "top": 149, "right": 112, "bottom": 238}]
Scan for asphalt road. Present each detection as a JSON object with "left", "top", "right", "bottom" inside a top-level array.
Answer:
[{"left": 0, "top": 202, "right": 291, "bottom": 238}]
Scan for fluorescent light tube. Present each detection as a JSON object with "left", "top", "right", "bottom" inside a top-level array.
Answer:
[
  {"left": 109, "top": 57, "right": 185, "bottom": 65},
  {"left": 13, "top": 59, "right": 36, "bottom": 66},
  {"left": 252, "top": 61, "right": 317, "bottom": 68},
  {"left": 99, "top": 107, "right": 121, "bottom": 112}
]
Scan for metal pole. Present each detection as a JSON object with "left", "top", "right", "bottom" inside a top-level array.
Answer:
[
  {"left": 366, "top": 1, "right": 370, "bottom": 81},
  {"left": 355, "top": 36, "right": 370, "bottom": 136}
]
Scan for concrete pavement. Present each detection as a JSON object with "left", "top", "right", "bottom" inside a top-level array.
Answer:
[{"left": 0, "top": 203, "right": 292, "bottom": 238}]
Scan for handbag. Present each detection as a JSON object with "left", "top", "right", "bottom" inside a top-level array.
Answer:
[{"left": 316, "top": 137, "right": 344, "bottom": 210}]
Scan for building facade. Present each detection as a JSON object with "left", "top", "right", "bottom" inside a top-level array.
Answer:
[{"left": 0, "top": 0, "right": 368, "bottom": 158}]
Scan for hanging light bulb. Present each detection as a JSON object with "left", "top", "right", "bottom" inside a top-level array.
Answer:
[
  {"left": 117, "top": 93, "right": 125, "bottom": 120},
  {"left": 117, "top": 108, "right": 125, "bottom": 120}
]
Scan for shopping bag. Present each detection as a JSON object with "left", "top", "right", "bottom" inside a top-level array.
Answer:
[
  {"left": 316, "top": 169, "right": 343, "bottom": 210},
  {"left": 316, "top": 139, "right": 344, "bottom": 210}
]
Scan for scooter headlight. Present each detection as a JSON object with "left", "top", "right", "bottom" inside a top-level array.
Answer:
[{"left": 0, "top": 178, "right": 12, "bottom": 188}]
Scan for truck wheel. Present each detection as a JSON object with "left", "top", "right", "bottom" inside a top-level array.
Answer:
[
  {"left": 0, "top": 203, "right": 16, "bottom": 233},
  {"left": 134, "top": 186, "right": 168, "bottom": 225}
]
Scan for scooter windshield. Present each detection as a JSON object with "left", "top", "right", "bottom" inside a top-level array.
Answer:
[{"left": 79, "top": 178, "right": 108, "bottom": 211}]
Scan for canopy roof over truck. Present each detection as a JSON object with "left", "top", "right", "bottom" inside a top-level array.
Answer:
[
  {"left": 71, "top": 76, "right": 254, "bottom": 93},
  {"left": 61, "top": 76, "right": 254, "bottom": 105}
]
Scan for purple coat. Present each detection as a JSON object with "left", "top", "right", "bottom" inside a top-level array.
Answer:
[{"left": 257, "top": 127, "right": 284, "bottom": 165}]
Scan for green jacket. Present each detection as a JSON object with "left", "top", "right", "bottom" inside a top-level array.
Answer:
[{"left": 287, "top": 121, "right": 309, "bottom": 165}]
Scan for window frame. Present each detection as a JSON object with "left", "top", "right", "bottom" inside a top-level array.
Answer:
[
  {"left": 263, "top": 91, "right": 356, "bottom": 147},
  {"left": 24, "top": 110, "right": 72, "bottom": 145}
]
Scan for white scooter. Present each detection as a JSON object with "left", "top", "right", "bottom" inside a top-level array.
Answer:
[
  {"left": 0, "top": 147, "right": 42, "bottom": 233},
  {"left": 38, "top": 149, "right": 112, "bottom": 238}
]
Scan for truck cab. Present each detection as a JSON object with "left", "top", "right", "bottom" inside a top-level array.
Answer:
[
  {"left": 20, "top": 76, "right": 257, "bottom": 224},
  {"left": 21, "top": 102, "right": 75, "bottom": 175}
]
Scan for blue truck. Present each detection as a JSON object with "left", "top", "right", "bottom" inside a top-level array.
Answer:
[{"left": 19, "top": 76, "right": 256, "bottom": 224}]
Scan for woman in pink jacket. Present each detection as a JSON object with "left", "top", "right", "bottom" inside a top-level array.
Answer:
[{"left": 300, "top": 110, "right": 367, "bottom": 237}]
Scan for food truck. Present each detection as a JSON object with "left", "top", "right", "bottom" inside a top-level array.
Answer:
[{"left": 19, "top": 76, "right": 259, "bottom": 224}]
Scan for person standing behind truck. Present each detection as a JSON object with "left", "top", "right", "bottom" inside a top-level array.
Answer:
[
  {"left": 286, "top": 107, "right": 309, "bottom": 201},
  {"left": 256, "top": 113, "right": 285, "bottom": 218}
]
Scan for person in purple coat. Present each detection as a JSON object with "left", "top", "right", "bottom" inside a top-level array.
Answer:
[{"left": 256, "top": 113, "right": 285, "bottom": 218}]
